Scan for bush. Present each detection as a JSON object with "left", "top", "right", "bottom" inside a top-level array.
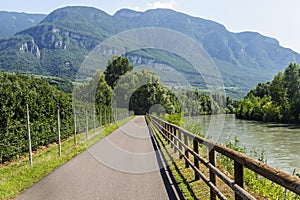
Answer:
[{"left": 165, "top": 113, "right": 183, "bottom": 126}]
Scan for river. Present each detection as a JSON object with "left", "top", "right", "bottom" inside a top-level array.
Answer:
[{"left": 185, "top": 114, "right": 300, "bottom": 174}]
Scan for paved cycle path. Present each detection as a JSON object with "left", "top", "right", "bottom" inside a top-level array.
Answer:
[{"left": 16, "top": 116, "right": 183, "bottom": 200}]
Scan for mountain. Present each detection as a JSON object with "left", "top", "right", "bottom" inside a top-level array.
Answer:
[
  {"left": 0, "top": 6, "right": 299, "bottom": 98},
  {"left": 0, "top": 11, "right": 45, "bottom": 38}
]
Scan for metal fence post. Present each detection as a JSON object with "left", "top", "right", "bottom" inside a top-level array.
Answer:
[
  {"left": 85, "top": 109, "right": 88, "bottom": 141},
  {"left": 73, "top": 108, "right": 77, "bottom": 145},
  {"left": 58, "top": 109, "right": 61, "bottom": 156},
  {"left": 93, "top": 106, "right": 96, "bottom": 135},
  {"left": 26, "top": 104, "right": 33, "bottom": 167}
]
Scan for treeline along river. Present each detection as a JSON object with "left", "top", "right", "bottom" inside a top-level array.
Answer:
[{"left": 187, "top": 114, "right": 300, "bottom": 173}]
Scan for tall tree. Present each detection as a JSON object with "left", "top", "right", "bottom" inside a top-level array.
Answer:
[
  {"left": 104, "top": 56, "right": 133, "bottom": 89},
  {"left": 283, "top": 63, "right": 299, "bottom": 100},
  {"left": 269, "top": 72, "right": 286, "bottom": 104},
  {"left": 283, "top": 63, "right": 300, "bottom": 120},
  {"left": 129, "top": 83, "right": 178, "bottom": 115},
  {"left": 95, "top": 72, "right": 112, "bottom": 108}
]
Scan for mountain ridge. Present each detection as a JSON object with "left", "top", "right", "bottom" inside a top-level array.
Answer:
[
  {"left": 0, "top": 11, "right": 46, "bottom": 38},
  {"left": 0, "top": 6, "right": 299, "bottom": 98}
]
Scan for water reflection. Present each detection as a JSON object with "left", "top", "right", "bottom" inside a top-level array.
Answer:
[{"left": 186, "top": 114, "right": 300, "bottom": 173}]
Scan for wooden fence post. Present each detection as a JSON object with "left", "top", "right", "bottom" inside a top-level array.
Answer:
[
  {"left": 162, "top": 122, "right": 166, "bottom": 139},
  {"left": 57, "top": 109, "right": 61, "bottom": 157},
  {"left": 170, "top": 125, "right": 174, "bottom": 148},
  {"left": 178, "top": 129, "right": 182, "bottom": 158},
  {"left": 26, "top": 104, "right": 33, "bottom": 167},
  {"left": 166, "top": 124, "right": 170, "bottom": 144},
  {"left": 193, "top": 138, "right": 200, "bottom": 180},
  {"left": 174, "top": 127, "right": 177, "bottom": 153},
  {"left": 234, "top": 161, "right": 244, "bottom": 200},
  {"left": 209, "top": 149, "right": 216, "bottom": 200},
  {"left": 162, "top": 121, "right": 166, "bottom": 139},
  {"left": 184, "top": 133, "right": 189, "bottom": 168}
]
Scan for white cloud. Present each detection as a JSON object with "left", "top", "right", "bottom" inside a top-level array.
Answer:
[
  {"left": 148, "top": 0, "right": 176, "bottom": 9},
  {"left": 132, "top": 6, "right": 143, "bottom": 12}
]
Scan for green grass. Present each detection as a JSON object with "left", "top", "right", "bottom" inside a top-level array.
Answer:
[
  {"left": 0, "top": 117, "right": 133, "bottom": 200},
  {"left": 146, "top": 117, "right": 212, "bottom": 199},
  {"left": 217, "top": 135, "right": 300, "bottom": 200},
  {"left": 152, "top": 130, "right": 236, "bottom": 200},
  {"left": 148, "top": 117, "right": 273, "bottom": 200},
  {"left": 155, "top": 138, "right": 210, "bottom": 199}
]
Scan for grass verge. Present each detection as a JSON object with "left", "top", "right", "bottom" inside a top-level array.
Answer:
[
  {"left": 150, "top": 117, "right": 299, "bottom": 200},
  {"left": 146, "top": 118, "right": 211, "bottom": 199},
  {"left": 147, "top": 118, "right": 237, "bottom": 200},
  {"left": 0, "top": 117, "right": 133, "bottom": 200},
  {"left": 153, "top": 132, "right": 209, "bottom": 199}
]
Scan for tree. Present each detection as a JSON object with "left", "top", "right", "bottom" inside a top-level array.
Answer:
[
  {"left": 113, "top": 69, "right": 160, "bottom": 108},
  {"left": 95, "top": 73, "right": 112, "bottom": 108},
  {"left": 283, "top": 63, "right": 299, "bottom": 99},
  {"left": 95, "top": 72, "right": 112, "bottom": 124},
  {"left": 237, "top": 62, "right": 300, "bottom": 123},
  {"left": 283, "top": 63, "right": 300, "bottom": 121},
  {"left": 269, "top": 72, "right": 286, "bottom": 105},
  {"left": 247, "top": 82, "right": 270, "bottom": 98},
  {"left": 112, "top": 69, "right": 179, "bottom": 115},
  {"left": 129, "top": 83, "right": 178, "bottom": 115},
  {"left": 104, "top": 56, "right": 133, "bottom": 89},
  {"left": 262, "top": 101, "right": 282, "bottom": 122}
]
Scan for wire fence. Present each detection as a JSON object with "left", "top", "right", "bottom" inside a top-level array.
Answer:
[{"left": 0, "top": 104, "right": 133, "bottom": 166}]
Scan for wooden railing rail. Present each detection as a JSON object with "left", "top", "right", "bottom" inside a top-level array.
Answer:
[{"left": 147, "top": 114, "right": 300, "bottom": 200}]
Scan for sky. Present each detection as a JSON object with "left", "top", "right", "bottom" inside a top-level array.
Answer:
[{"left": 1, "top": 0, "right": 300, "bottom": 53}]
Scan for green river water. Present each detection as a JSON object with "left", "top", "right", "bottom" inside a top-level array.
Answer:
[{"left": 187, "top": 114, "right": 300, "bottom": 174}]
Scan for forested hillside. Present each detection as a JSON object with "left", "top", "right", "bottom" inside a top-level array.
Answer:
[
  {"left": 0, "top": 11, "right": 45, "bottom": 38},
  {"left": 0, "top": 6, "right": 300, "bottom": 98}
]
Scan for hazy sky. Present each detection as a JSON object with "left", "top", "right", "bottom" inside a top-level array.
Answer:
[{"left": 1, "top": 0, "right": 300, "bottom": 53}]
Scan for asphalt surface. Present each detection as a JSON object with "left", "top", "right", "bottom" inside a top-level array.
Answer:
[{"left": 16, "top": 116, "right": 183, "bottom": 200}]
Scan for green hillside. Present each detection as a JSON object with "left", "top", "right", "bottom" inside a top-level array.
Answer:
[
  {"left": 0, "top": 11, "right": 45, "bottom": 38},
  {"left": 0, "top": 6, "right": 299, "bottom": 98}
]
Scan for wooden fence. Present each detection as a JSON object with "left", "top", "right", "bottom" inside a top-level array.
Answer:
[{"left": 147, "top": 114, "right": 300, "bottom": 200}]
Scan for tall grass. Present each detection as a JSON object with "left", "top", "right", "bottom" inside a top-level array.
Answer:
[{"left": 218, "top": 135, "right": 300, "bottom": 200}]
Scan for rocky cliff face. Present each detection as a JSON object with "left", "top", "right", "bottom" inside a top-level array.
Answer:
[
  {"left": 17, "top": 24, "right": 100, "bottom": 51},
  {"left": 19, "top": 39, "right": 41, "bottom": 58}
]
